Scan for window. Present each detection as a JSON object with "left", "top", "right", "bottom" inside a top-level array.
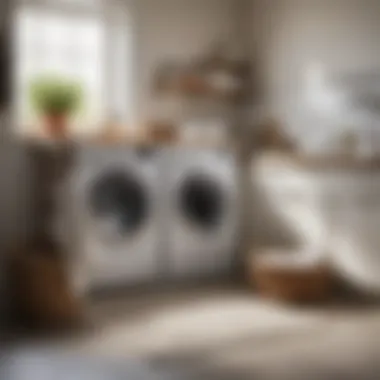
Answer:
[{"left": 13, "top": 0, "right": 133, "bottom": 137}]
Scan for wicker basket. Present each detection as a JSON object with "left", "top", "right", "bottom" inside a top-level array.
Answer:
[
  {"left": 249, "top": 251, "right": 332, "bottom": 304},
  {"left": 8, "top": 250, "right": 84, "bottom": 330}
]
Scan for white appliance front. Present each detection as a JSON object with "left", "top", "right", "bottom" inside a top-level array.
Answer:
[
  {"left": 65, "top": 146, "right": 163, "bottom": 292},
  {"left": 166, "top": 148, "right": 240, "bottom": 279}
]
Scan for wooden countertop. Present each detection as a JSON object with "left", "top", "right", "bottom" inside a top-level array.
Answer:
[{"left": 21, "top": 135, "right": 236, "bottom": 154}]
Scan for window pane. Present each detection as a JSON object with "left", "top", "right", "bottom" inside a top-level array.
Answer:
[
  {"left": 14, "top": 6, "right": 105, "bottom": 134},
  {"left": 14, "top": 0, "right": 132, "bottom": 137}
]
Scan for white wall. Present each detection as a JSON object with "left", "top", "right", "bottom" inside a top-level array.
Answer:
[{"left": 248, "top": 0, "right": 380, "bottom": 153}]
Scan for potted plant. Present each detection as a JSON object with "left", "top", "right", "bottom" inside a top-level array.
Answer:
[{"left": 29, "top": 75, "right": 83, "bottom": 139}]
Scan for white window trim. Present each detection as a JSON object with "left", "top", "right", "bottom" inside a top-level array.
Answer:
[{"left": 17, "top": 0, "right": 108, "bottom": 17}]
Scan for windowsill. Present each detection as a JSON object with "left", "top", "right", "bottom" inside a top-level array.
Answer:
[{"left": 16, "top": 130, "right": 234, "bottom": 152}]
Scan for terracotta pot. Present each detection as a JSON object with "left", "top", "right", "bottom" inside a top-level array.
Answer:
[{"left": 44, "top": 113, "right": 68, "bottom": 139}]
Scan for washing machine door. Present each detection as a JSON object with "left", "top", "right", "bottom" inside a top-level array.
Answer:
[
  {"left": 177, "top": 173, "right": 226, "bottom": 233},
  {"left": 89, "top": 168, "right": 149, "bottom": 240}
]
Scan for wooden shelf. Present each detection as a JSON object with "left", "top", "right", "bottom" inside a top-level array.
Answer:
[
  {"left": 154, "top": 58, "right": 252, "bottom": 103},
  {"left": 254, "top": 151, "right": 380, "bottom": 172}
]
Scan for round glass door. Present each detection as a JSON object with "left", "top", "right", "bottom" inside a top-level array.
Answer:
[
  {"left": 89, "top": 169, "right": 149, "bottom": 236},
  {"left": 178, "top": 174, "right": 225, "bottom": 231}
]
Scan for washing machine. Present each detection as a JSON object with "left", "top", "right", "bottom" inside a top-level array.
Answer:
[
  {"left": 62, "top": 145, "right": 164, "bottom": 292},
  {"left": 165, "top": 148, "right": 240, "bottom": 279}
]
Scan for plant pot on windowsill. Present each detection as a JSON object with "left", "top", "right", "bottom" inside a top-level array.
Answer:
[
  {"left": 30, "top": 75, "right": 83, "bottom": 140},
  {"left": 44, "top": 113, "right": 69, "bottom": 140}
]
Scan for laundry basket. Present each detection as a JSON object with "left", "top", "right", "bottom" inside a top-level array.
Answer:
[{"left": 248, "top": 249, "right": 332, "bottom": 303}]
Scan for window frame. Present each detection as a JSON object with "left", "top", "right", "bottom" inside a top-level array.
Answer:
[{"left": 12, "top": 0, "right": 135, "bottom": 136}]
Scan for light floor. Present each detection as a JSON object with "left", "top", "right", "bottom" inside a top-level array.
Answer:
[{"left": 50, "top": 284, "right": 380, "bottom": 379}]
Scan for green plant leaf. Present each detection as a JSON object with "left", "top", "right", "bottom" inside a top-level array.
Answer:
[{"left": 29, "top": 75, "right": 83, "bottom": 115}]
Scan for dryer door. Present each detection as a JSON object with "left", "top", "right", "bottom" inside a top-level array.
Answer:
[
  {"left": 171, "top": 170, "right": 238, "bottom": 278},
  {"left": 177, "top": 173, "right": 226, "bottom": 234}
]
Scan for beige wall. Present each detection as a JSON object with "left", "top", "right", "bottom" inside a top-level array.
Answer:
[
  {"left": 248, "top": 0, "right": 380, "bottom": 153},
  {"left": 132, "top": 0, "right": 239, "bottom": 124}
]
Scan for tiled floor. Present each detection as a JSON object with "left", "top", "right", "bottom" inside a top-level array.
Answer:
[{"left": 51, "top": 285, "right": 380, "bottom": 379}]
